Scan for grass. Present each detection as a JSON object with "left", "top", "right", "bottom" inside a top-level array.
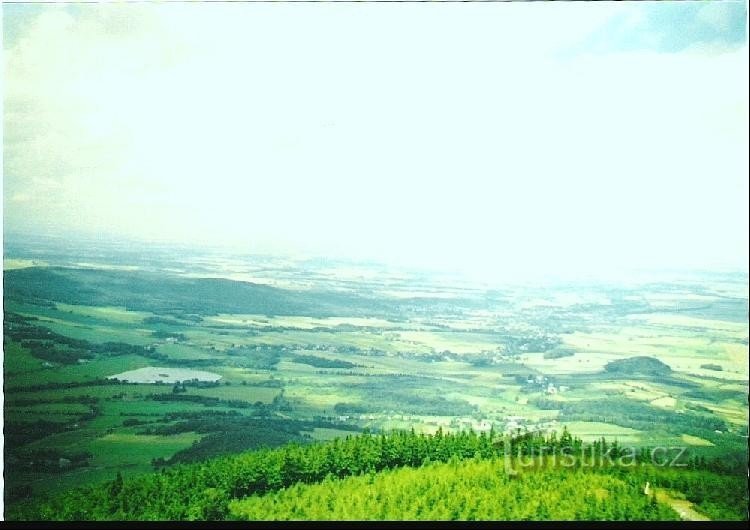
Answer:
[
  {"left": 4, "top": 269, "right": 748, "bottom": 511},
  {"left": 632, "top": 314, "right": 749, "bottom": 335},
  {"left": 5, "top": 403, "right": 92, "bottom": 415},
  {"left": 650, "top": 396, "right": 678, "bottom": 409},
  {"left": 307, "top": 427, "right": 360, "bottom": 441},
  {"left": 556, "top": 422, "right": 643, "bottom": 444},
  {"left": 681, "top": 434, "right": 715, "bottom": 447},
  {"left": 3, "top": 341, "right": 45, "bottom": 374},
  {"left": 87, "top": 432, "right": 203, "bottom": 461},
  {"left": 561, "top": 323, "right": 747, "bottom": 380},
  {"left": 523, "top": 351, "right": 617, "bottom": 374},
  {"left": 189, "top": 385, "right": 280, "bottom": 404},
  {"left": 11, "top": 432, "right": 201, "bottom": 498},
  {"left": 396, "top": 330, "right": 501, "bottom": 355},
  {"left": 3, "top": 258, "right": 48, "bottom": 270},
  {"left": 31, "top": 318, "right": 154, "bottom": 346},
  {"left": 54, "top": 303, "right": 151, "bottom": 325}
]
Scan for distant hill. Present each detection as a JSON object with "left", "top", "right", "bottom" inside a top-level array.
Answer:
[
  {"left": 604, "top": 356, "right": 672, "bottom": 376},
  {"left": 2, "top": 266, "right": 385, "bottom": 317}
]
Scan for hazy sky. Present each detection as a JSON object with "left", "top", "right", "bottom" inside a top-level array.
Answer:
[{"left": 3, "top": 1, "right": 748, "bottom": 278}]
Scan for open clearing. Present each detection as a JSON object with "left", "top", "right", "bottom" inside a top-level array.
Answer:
[
  {"left": 556, "top": 421, "right": 643, "bottom": 444},
  {"left": 680, "top": 434, "right": 715, "bottom": 446}
]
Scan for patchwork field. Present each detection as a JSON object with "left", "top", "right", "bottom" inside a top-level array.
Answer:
[{"left": 3, "top": 250, "right": 748, "bottom": 514}]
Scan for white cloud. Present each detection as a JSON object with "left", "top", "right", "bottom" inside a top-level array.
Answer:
[{"left": 3, "top": 3, "right": 748, "bottom": 277}]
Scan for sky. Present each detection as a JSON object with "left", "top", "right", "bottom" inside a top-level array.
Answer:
[{"left": 2, "top": 1, "right": 748, "bottom": 280}]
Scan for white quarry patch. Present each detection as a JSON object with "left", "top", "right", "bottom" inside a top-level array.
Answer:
[{"left": 108, "top": 366, "right": 222, "bottom": 384}]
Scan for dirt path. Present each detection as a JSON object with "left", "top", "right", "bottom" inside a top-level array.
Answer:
[{"left": 654, "top": 489, "right": 711, "bottom": 521}]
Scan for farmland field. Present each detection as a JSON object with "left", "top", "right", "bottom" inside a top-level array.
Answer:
[
  {"left": 3, "top": 0, "right": 747, "bottom": 521},
  {"left": 2, "top": 238, "right": 748, "bottom": 517}
]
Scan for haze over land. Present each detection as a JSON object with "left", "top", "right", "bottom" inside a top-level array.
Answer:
[
  {"left": 2, "top": 1, "right": 749, "bottom": 522},
  {"left": 3, "top": 1, "right": 748, "bottom": 280}
]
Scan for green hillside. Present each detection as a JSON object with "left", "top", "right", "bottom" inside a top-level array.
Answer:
[
  {"left": 229, "top": 457, "right": 679, "bottom": 521},
  {"left": 9, "top": 429, "right": 747, "bottom": 521},
  {"left": 2, "top": 266, "right": 389, "bottom": 317}
]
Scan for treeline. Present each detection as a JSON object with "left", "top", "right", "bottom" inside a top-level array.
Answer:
[
  {"left": 142, "top": 412, "right": 360, "bottom": 466},
  {"left": 604, "top": 463, "right": 748, "bottom": 520},
  {"left": 543, "top": 347, "right": 576, "bottom": 359},
  {"left": 333, "top": 390, "right": 476, "bottom": 417},
  {"left": 4, "top": 312, "right": 151, "bottom": 364},
  {"left": 143, "top": 315, "right": 202, "bottom": 326},
  {"left": 291, "top": 354, "right": 360, "bottom": 369},
  {"left": 151, "top": 331, "right": 187, "bottom": 340},
  {"left": 5, "top": 394, "right": 99, "bottom": 406},
  {"left": 15, "top": 429, "right": 528, "bottom": 520},
  {"left": 225, "top": 346, "right": 281, "bottom": 370},
  {"left": 4, "top": 313, "right": 222, "bottom": 368},
  {"left": 3, "top": 420, "right": 70, "bottom": 447},
  {"left": 5, "top": 449, "right": 92, "bottom": 474},
  {"left": 148, "top": 393, "right": 266, "bottom": 410},
  {"left": 9, "top": 428, "right": 747, "bottom": 521},
  {"left": 4, "top": 377, "right": 123, "bottom": 394},
  {"left": 531, "top": 397, "right": 728, "bottom": 435},
  {"left": 683, "top": 388, "right": 747, "bottom": 402},
  {"left": 332, "top": 397, "right": 475, "bottom": 416}
]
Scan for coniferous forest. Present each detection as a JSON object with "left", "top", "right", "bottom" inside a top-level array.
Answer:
[
  {"left": 8, "top": 429, "right": 747, "bottom": 521},
  {"left": 4, "top": 0, "right": 749, "bottom": 521}
]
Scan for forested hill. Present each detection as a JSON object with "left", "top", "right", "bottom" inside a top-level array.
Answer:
[
  {"left": 604, "top": 356, "right": 673, "bottom": 376},
  {"left": 8, "top": 429, "right": 748, "bottom": 521},
  {"left": 3, "top": 266, "right": 389, "bottom": 317}
]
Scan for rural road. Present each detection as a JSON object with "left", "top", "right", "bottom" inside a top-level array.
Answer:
[{"left": 654, "top": 489, "right": 711, "bottom": 521}]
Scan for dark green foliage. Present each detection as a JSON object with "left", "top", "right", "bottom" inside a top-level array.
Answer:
[
  {"left": 4, "top": 378, "right": 123, "bottom": 393},
  {"left": 684, "top": 388, "right": 746, "bottom": 402},
  {"left": 151, "top": 331, "right": 187, "bottom": 341},
  {"left": 5, "top": 449, "right": 92, "bottom": 474},
  {"left": 291, "top": 354, "right": 360, "bottom": 369},
  {"left": 604, "top": 356, "right": 672, "bottom": 376},
  {"left": 10, "top": 429, "right": 746, "bottom": 521},
  {"left": 4, "top": 312, "right": 151, "bottom": 364},
  {"left": 3, "top": 267, "right": 389, "bottom": 317},
  {"left": 5, "top": 394, "right": 98, "bottom": 406},
  {"left": 139, "top": 413, "right": 359, "bottom": 465},
  {"left": 148, "top": 393, "right": 256, "bottom": 409},
  {"left": 165, "top": 427, "right": 309, "bottom": 465},
  {"left": 228, "top": 458, "right": 682, "bottom": 521},
  {"left": 3, "top": 420, "right": 70, "bottom": 446},
  {"left": 122, "top": 418, "right": 147, "bottom": 427},
  {"left": 143, "top": 316, "right": 201, "bottom": 326},
  {"left": 333, "top": 375, "right": 477, "bottom": 416},
  {"left": 543, "top": 347, "right": 576, "bottom": 359},
  {"left": 504, "top": 334, "right": 562, "bottom": 355},
  {"left": 624, "top": 465, "right": 749, "bottom": 520},
  {"left": 17, "top": 429, "right": 504, "bottom": 520},
  {"left": 224, "top": 346, "right": 281, "bottom": 370},
  {"left": 333, "top": 396, "right": 474, "bottom": 416},
  {"left": 531, "top": 397, "right": 728, "bottom": 435}
]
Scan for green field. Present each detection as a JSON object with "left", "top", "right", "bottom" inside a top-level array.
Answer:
[{"left": 3, "top": 257, "right": 748, "bottom": 519}]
